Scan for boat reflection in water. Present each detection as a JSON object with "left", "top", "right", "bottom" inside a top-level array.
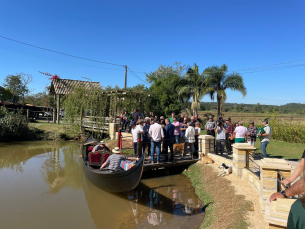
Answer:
[{"left": 83, "top": 173, "right": 206, "bottom": 229}]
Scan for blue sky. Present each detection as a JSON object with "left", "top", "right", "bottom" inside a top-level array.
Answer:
[{"left": 0, "top": 0, "right": 304, "bottom": 105}]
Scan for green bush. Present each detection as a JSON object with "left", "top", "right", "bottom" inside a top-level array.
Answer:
[{"left": 0, "top": 107, "right": 31, "bottom": 141}]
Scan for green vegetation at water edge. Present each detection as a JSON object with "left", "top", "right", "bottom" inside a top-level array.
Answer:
[{"left": 183, "top": 165, "right": 214, "bottom": 228}]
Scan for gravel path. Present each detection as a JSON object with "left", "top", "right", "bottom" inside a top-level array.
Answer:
[{"left": 208, "top": 163, "right": 269, "bottom": 229}]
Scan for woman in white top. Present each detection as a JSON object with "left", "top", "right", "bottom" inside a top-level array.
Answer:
[{"left": 234, "top": 121, "right": 248, "bottom": 143}]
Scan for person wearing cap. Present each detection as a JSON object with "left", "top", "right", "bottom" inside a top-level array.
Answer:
[
  {"left": 131, "top": 121, "right": 144, "bottom": 157},
  {"left": 234, "top": 121, "right": 248, "bottom": 143},
  {"left": 205, "top": 115, "right": 217, "bottom": 149},
  {"left": 99, "top": 147, "right": 139, "bottom": 171},
  {"left": 225, "top": 118, "right": 234, "bottom": 154},
  {"left": 92, "top": 141, "right": 111, "bottom": 153},
  {"left": 247, "top": 121, "right": 258, "bottom": 146},
  {"left": 205, "top": 115, "right": 216, "bottom": 136},
  {"left": 185, "top": 122, "right": 196, "bottom": 159},
  {"left": 257, "top": 119, "right": 272, "bottom": 158}
]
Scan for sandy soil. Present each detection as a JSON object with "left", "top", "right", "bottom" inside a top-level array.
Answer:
[{"left": 207, "top": 162, "right": 269, "bottom": 229}]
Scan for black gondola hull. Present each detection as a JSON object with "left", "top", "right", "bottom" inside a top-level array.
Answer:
[{"left": 82, "top": 135, "right": 144, "bottom": 193}]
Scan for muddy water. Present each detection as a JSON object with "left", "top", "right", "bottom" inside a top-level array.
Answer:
[{"left": 0, "top": 141, "right": 205, "bottom": 229}]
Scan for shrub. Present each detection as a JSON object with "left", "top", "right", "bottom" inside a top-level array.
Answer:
[{"left": 0, "top": 107, "right": 31, "bottom": 141}]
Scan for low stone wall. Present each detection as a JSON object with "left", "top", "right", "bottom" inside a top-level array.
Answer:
[{"left": 199, "top": 135, "right": 296, "bottom": 229}]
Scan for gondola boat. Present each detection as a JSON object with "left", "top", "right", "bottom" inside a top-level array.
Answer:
[{"left": 82, "top": 134, "right": 144, "bottom": 193}]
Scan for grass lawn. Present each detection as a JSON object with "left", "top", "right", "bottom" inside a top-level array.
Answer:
[{"left": 200, "top": 129, "right": 304, "bottom": 160}]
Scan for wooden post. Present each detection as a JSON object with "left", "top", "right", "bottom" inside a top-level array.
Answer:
[
  {"left": 26, "top": 109, "right": 29, "bottom": 120},
  {"left": 137, "top": 133, "right": 142, "bottom": 158},
  {"left": 117, "top": 129, "right": 122, "bottom": 149},
  {"left": 56, "top": 94, "right": 60, "bottom": 124},
  {"left": 53, "top": 95, "right": 56, "bottom": 123},
  {"left": 124, "top": 65, "right": 127, "bottom": 89}
]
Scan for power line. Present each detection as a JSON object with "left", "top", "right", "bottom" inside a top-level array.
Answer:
[
  {"left": 128, "top": 67, "right": 150, "bottom": 85},
  {"left": 0, "top": 35, "right": 125, "bottom": 67},
  {"left": 0, "top": 45, "right": 126, "bottom": 71}
]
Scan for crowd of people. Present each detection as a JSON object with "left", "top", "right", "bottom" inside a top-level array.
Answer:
[
  {"left": 119, "top": 110, "right": 202, "bottom": 163},
  {"left": 206, "top": 115, "right": 272, "bottom": 158},
  {"left": 119, "top": 109, "right": 274, "bottom": 161}
]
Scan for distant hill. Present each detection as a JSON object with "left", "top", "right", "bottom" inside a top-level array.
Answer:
[{"left": 199, "top": 102, "right": 305, "bottom": 115}]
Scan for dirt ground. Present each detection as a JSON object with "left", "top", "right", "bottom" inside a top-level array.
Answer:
[{"left": 206, "top": 162, "right": 269, "bottom": 229}]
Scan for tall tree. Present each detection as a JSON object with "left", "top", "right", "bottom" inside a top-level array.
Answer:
[
  {"left": 204, "top": 64, "right": 247, "bottom": 117},
  {"left": 2, "top": 73, "right": 32, "bottom": 103},
  {"left": 146, "top": 63, "right": 185, "bottom": 117},
  {"left": 177, "top": 63, "right": 208, "bottom": 116}
]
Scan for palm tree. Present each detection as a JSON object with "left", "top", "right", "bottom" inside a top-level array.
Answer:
[
  {"left": 178, "top": 63, "right": 208, "bottom": 116},
  {"left": 204, "top": 64, "right": 246, "bottom": 117}
]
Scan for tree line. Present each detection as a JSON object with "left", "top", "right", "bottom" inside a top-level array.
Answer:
[
  {"left": 1, "top": 62, "right": 248, "bottom": 118},
  {"left": 200, "top": 102, "right": 305, "bottom": 115}
]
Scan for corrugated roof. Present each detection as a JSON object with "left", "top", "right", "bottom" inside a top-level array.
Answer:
[{"left": 50, "top": 79, "right": 102, "bottom": 95}]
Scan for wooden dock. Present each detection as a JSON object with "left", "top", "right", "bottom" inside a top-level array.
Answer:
[{"left": 143, "top": 156, "right": 199, "bottom": 171}]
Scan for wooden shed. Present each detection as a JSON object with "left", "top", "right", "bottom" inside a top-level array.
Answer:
[{"left": 49, "top": 79, "right": 102, "bottom": 123}]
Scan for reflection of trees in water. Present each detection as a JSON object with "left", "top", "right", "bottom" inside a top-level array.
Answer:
[
  {"left": 40, "top": 143, "right": 83, "bottom": 193},
  {"left": 0, "top": 142, "right": 55, "bottom": 173},
  {"left": 124, "top": 182, "right": 205, "bottom": 228}
]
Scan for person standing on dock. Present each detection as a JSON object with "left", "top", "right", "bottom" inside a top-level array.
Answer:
[
  {"left": 149, "top": 120, "right": 164, "bottom": 164},
  {"left": 185, "top": 122, "right": 196, "bottom": 159},
  {"left": 169, "top": 113, "right": 175, "bottom": 123},
  {"left": 131, "top": 121, "right": 144, "bottom": 157},
  {"left": 172, "top": 117, "right": 180, "bottom": 144},
  {"left": 180, "top": 117, "right": 188, "bottom": 143},
  {"left": 142, "top": 118, "right": 151, "bottom": 158},
  {"left": 164, "top": 118, "right": 175, "bottom": 162}
]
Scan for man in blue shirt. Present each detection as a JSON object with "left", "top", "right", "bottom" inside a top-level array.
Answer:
[{"left": 164, "top": 118, "right": 175, "bottom": 162}]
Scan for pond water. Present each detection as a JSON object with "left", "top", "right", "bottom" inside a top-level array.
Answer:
[{"left": 0, "top": 141, "right": 205, "bottom": 229}]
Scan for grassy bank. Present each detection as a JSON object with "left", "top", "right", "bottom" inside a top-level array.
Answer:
[
  {"left": 28, "top": 122, "right": 83, "bottom": 140},
  {"left": 184, "top": 163, "right": 252, "bottom": 229}
]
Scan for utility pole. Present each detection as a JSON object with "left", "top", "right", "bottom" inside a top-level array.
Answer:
[{"left": 124, "top": 65, "right": 127, "bottom": 89}]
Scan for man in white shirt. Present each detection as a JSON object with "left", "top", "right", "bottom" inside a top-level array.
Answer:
[
  {"left": 149, "top": 120, "right": 164, "bottom": 163},
  {"left": 131, "top": 121, "right": 144, "bottom": 157},
  {"left": 185, "top": 122, "right": 196, "bottom": 159}
]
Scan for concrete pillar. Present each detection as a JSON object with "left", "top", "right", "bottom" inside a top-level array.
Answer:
[
  {"left": 232, "top": 143, "right": 256, "bottom": 177},
  {"left": 198, "top": 135, "right": 214, "bottom": 161},
  {"left": 109, "top": 123, "right": 119, "bottom": 140},
  {"left": 260, "top": 158, "right": 293, "bottom": 212}
]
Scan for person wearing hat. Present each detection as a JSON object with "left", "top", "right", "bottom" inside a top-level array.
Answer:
[
  {"left": 100, "top": 147, "right": 139, "bottom": 171},
  {"left": 131, "top": 121, "right": 144, "bottom": 157},
  {"left": 205, "top": 115, "right": 217, "bottom": 148},
  {"left": 257, "top": 119, "right": 272, "bottom": 158},
  {"left": 225, "top": 117, "right": 234, "bottom": 154},
  {"left": 205, "top": 115, "right": 217, "bottom": 135},
  {"left": 247, "top": 121, "right": 258, "bottom": 146},
  {"left": 92, "top": 141, "right": 111, "bottom": 153}
]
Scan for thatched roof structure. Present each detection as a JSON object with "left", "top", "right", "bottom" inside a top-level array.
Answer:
[{"left": 50, "top": 79, "right": 102, "bottom": 95}]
